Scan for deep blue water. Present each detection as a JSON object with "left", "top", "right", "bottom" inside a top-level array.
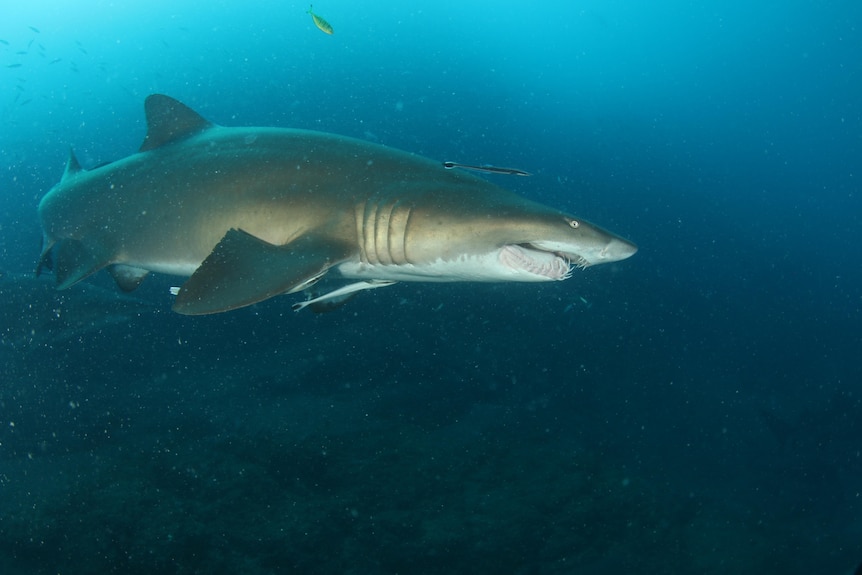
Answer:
[{"left": 1, "top": 1, "right": 861, "bottom": 573}]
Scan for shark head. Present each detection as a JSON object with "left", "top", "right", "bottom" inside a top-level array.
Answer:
[
  {"left": 523, "top": 212, "right": 639, "bottom": 270},
  {"left": 342, "top": 185, "right": 638, "bottom": 283},
  {"left": 454, "top": 208, "right": 638, "bottom": 282}
]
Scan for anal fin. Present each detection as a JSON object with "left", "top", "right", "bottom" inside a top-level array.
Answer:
[
  {"left": 172, "top": 228, "right": 354, "bottom": 315},
  {"left": 109, "top": 264, "right": 150, "bottom": 292}
]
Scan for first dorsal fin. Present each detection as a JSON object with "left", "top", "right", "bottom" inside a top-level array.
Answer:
[
  {"left": 61, "top": 148, "right": 83, "bottom": 181},
  {"left": 139, "top": 94, "right": 214, "bottom": 152}
]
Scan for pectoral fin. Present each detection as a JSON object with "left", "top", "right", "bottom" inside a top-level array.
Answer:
[{"left": 172, "top": 228, "right": 354, "bottom": 315}]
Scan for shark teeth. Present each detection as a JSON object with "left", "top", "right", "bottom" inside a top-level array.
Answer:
[
  {"left": 571, "top": 255, "right": 589, "bottom": 270},
  {"left": 500, "top": 245, "right": 572, "bottom": 281}
]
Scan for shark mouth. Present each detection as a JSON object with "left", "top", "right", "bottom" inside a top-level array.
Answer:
[{"left": 499, "top": 245, "right": 578, "bottom": 280}]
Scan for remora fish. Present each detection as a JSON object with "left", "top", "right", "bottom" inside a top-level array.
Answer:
[
  {"left": 443, "top": 161, "right": 532, "bottom": 177},
  {"left": 37, "top": 94, "right": 637, "bottom": 315}
]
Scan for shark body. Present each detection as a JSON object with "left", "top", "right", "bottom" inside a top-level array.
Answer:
[{"left": 37, "top": 94, "right": 636, "bottom": 315}]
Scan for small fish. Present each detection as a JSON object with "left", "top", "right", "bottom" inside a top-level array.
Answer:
[
  {"left": 443, "top": 161, "right": 532, "bottom": 177},
  {"left": 0, "top": 39, "right": 9, "bottom": 45},
  {"left": 307, "top": 5, "right": 334, "bottom": 35},
  {"left": 292, "top": 280, "right": 395, "bottom": 312},
  {"left": 29, "top": 26, "right": 41, "bottom": 34},
  {"left": 5, "top": 63, "right": 22, "bottom": 68}
]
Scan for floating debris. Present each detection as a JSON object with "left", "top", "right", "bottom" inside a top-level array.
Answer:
[{"left": 307, "top": 5, "right": 333, "bottom": 35}]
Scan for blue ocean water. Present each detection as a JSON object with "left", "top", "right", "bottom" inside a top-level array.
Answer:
[{"left": 1, "top": 1, "right": 860, "bottom": 573}]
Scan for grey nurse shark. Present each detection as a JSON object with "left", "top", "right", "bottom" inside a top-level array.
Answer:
[{"left": 37, "top": 94, "right": 636, "bottom": 315}]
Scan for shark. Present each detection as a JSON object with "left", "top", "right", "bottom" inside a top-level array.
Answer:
[{"left": 37, "top": 94, "right": 637, "bottom": 315}]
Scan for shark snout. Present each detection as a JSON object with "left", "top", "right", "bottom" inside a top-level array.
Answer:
[{"left": 598, "top": 236, "right": 638, "bottom": 263}]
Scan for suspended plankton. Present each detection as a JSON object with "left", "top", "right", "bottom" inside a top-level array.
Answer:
[{"left": 307, "top": 5, "right": 334, "bottom": 35}]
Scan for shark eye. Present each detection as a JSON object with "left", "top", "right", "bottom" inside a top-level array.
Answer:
[{"left": 567, "top": 218, "right": 580, "bottom": 229}]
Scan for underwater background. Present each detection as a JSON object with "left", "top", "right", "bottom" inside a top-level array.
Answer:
[{"left": 1, "top": 1, "right": 861, "bottom": 573}]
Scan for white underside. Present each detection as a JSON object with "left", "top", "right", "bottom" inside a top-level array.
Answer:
[
  {"left": 337, "top": 245, "right": 572, "bottom": 283},
  {"left": 122, "top": 260, "right": 199, "bottom": 277}
]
